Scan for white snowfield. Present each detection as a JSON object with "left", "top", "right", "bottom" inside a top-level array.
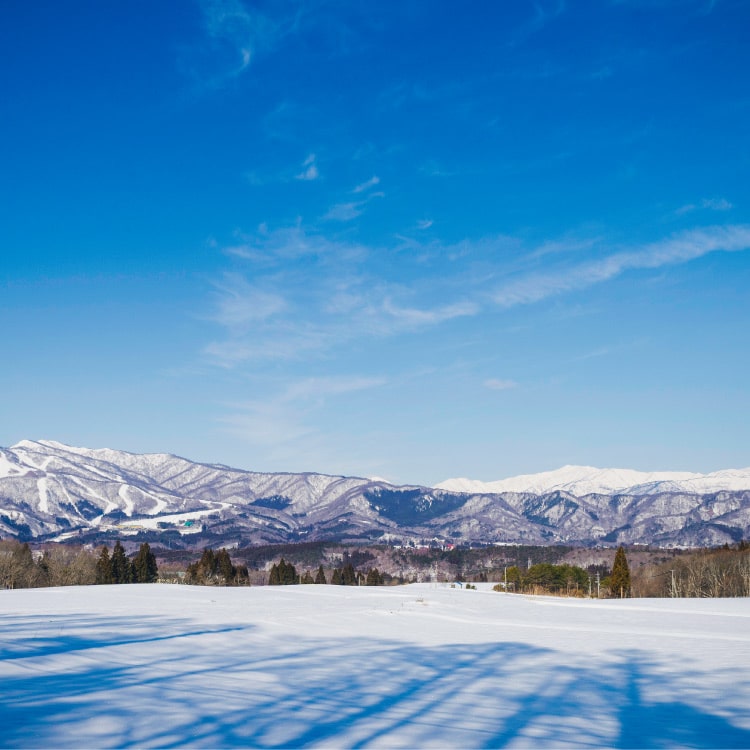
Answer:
[
  {"left": 1, "top": 584, "right": 749, "bottom": 749},
  {"left": 437, "top": 464, "right": 750, "bottom": 497}
]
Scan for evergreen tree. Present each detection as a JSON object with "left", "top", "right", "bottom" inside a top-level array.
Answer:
[
  {"left": 279, "top": 558, "right": 298, "bottom": 584},
  {"left": 198, "top": 548, "right": 218, "bottom": 582},
  {"left": 133, "top": 543, "right": 158, "bottom": 583},
  {"left": 111, "top": 541, "right": 132, "bottom": 584},
  {"left": 235, "top": 564, "right": 249, "bottom": 584},
  {"left": 301, "top": 570, "right": 314, "bottom": 584},
  {"left": 266, "top": 559, "right": 299, "bottom": 585},
  {"left": 315, "top": 565, "right": 327, "bottom": 584},
  {"left": 95, "top": 546, "right": 113, "bottom": 584},
  {"left": 610, "top": 545, "right": 631, "bottom": 598},
  {"left": 216, "top": 548, "right": 235, "bottom": 584},
  {"left": 341, "top": 563, "right": 356, "bottom": 586},
  {"left": 331, "top": 568, "right": 342, "bottom": 585},
  {"left": 37, "top": 551, "right": 51, "bottom": 586},
  {"left": 505, "top": 565, "right": 521, "bottom": 590},
  {"left": 366, "top": 568, "right": 382, "bottom": 586},
  {"left": 185, "top": 561, "right": 199, "bottom": 584},
  {"left": 268, "top": 563, "right": 280, "bottom": 585}
]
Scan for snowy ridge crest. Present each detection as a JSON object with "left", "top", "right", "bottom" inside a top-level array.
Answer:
[{"left": 436, "top": 465, "right": 750, "bottom": 497}]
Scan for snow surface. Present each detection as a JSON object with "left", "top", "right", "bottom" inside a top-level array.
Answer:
[
  {"left": 1, "top": 584, "right": 749, "bottom": 748},
  {"left": 437, "top": 464, "right": 750, "bottom": 497}
]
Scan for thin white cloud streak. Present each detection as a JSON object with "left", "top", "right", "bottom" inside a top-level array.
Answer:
[
  {"left": 676, "top": 197, "right": 734, "bottom": 215},
  {"left": 224, "top": 225, "right": 368, "bottom": 264},
  {"left": 382, "top": 299, "right": 478, "bottom": 326},
  {"left": 196, "top": 0, "right": 273, "bottom": 83},
  {"left": 702, "top": 198, "right": 733, "bottom": 211},
  {"left": 324, "top": 201, "right": 364, "bottom": 222},
  {"left": 493, "top": 225, "right": 750, "bottom": 308},
  {"left": 324, "top": 190, "right": 384, "bottom": 222},
  {"left": 205, "top": 331, "right": 334, "bottom": 367},
  {"left": 282, "top": 376, "right": 387, "bottom": 403},
  {"left": 209, "top": 274, "right": 287, "bottom": 329},
  {"left": 353, "top": 176, "right": 380, "bottom": 193},
  {"left": 484, "top": 378, "right": 518, "bottom": 391},
  {"left": 194, "top": 0, "right": 306, "bottom": 89},
  {"left": 296, "top": 153, "right": 319, "bottom": 181}
]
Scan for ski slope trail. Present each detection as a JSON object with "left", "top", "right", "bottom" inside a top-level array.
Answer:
[{"left": 1, "top": 583, "right": 749, "bottom": 748}]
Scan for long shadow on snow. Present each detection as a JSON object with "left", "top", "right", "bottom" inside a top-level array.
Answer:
[
  {"left": 1, "top": 614, "right": 749, "bottom": 748},
  {"left": 0, "top": 613, "right": 246, "bottom": 660}
]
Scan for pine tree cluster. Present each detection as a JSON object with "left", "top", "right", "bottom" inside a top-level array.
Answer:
[
  {"left": 268, "top": 557, "right": 298, "bottom": 585},
  {"left": 366, "top": 568, "right": 384, "bottom": 585},
  {"left": 493, "top": 562, "right": 590, "bottom": 595},
  {"left": 325, "top": 564, "right": 385, "bottom": 586},
  {"left": 96, "top": 542, "right": 158, "bottom": 584},
  {"left": 185, "top": 547, "right": 249, "bottom": 585}
]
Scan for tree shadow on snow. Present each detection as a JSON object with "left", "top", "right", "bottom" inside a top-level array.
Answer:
[{"left": 0, "top": 611, "right": 748, "bottom": 748}]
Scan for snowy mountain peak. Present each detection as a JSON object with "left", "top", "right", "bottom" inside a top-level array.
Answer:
[{"left": 435, "top": 465, "right": 750, "bottom": 497}]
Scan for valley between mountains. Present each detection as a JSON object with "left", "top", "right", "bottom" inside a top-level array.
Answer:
[{"left": 2, "top": 439, "right": 750, "bottom": 549}]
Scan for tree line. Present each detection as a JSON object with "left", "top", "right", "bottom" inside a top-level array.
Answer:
[
  {"left": 494, "top": 546, "right": 631, "bottom": 597},
  {"left": 266, "top": 558, "right": 386, "bottom": 586},
  {"left": 632, "top": 543, "right": 750, "bottom": 597},
  {"left": 0, "top": 539, "right": 159, "bottom": 589}
]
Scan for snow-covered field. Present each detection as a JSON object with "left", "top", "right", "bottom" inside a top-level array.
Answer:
[{"left": 2, "top": 584, "right": 749, "bottom": 748}]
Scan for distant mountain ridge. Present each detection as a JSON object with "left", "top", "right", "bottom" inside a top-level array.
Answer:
[
  {"left": 436, "top": 465, "right": 750, "bottom": 497},
  {"left": 1, "top": 439, "right": 750, "bottom": 548}
]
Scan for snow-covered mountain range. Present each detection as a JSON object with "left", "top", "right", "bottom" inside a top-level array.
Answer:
[
  {"left": 436, "top": 465, "right": 750, "bottom": 497},
  {"left": 1, "top": 439, "right": 750, "bottom": 548}
]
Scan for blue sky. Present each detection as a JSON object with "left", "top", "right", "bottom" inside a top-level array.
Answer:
[{"left": 2, "top": 0, "right": 749, "bottom": 485}]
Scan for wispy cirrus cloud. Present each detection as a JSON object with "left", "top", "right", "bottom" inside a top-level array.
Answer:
[
  {"left": 353, "top": 176, "right": 380, "bottom": 193},
  {"left": 324, "top": 201, "right": 365, "bottom": 222},
  {"left": 382, "top": 299, "right": 478, "bottom": 326},
  {"left": 208, "top": 273, "right": 287, "bottom": 329},
  {"left": 324, "top": 183, "right": 384, "bottom": 222},
  {"left": 192, "top": 0, "right": 304, "bottom": 89},
  {"left": 204, "top": 222, "right": 750, "bottom": 370},
  {"left": 192, "top": 0, "right": 275, "bottom": 86},
  {"left": 204, "top": 224, "right": 481, "bottom": 366},
  {"left": 283, "top": 375, "right": 387, "bottom": 403},
  {"left": 493, "top": 224, "right": 750, "bottom": 307},
  {"left": 296, "top": 153, "right": 319, "bottom": 181},
  {"left": 484, "top": 378, "right": 518, "bottom": 391},
  {"left": 223, "top": 224, "right": 368, "bottom": 264},
  {"left": 676, "top": 197, "right": 733, "bottom": 215}
]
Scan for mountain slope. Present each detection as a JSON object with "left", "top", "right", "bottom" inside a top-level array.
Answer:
[{"left": 1, "top": 440, "right": 750, "bottom": 548}]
